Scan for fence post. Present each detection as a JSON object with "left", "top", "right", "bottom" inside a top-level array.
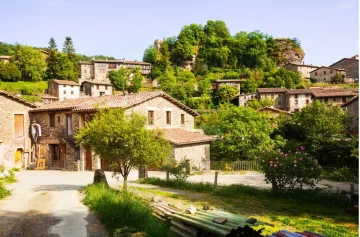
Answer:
[
  {"left": 214, "top": 171, "right": 218, "bottom": 188},
  {"left": 166, "top": 171, "right": 169, "bottom": 181}
]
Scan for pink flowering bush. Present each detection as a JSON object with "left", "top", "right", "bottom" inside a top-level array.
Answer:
[{"left": 260, "top": 146, "right": 322, "bottom": 190}]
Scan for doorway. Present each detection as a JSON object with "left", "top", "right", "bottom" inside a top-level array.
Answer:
[
  {"left": 50, "top": 144, "right": 65, "bottom": 168},
  {"left": 14, "top": 149, "right": 23, "bottom": 166},
  {"left": 85, "top": 148, "right": 92, "bottom": 171},
  {"left": 66, "top": 114, "right": 73, "bottom": 136}
]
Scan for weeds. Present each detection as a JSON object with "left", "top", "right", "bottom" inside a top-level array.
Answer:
[{"left": 83, "top": 183, "right": 173, "bottom": 237}]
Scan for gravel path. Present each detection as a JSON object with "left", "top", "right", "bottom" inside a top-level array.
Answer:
[{"left": 0, "top": 171, "right": 108, "bottom": 237}]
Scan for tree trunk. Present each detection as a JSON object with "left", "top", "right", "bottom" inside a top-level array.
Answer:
[
  {"left": 123, "top": 175, "right": 128, "bottom": 191},
  {"left": 271, "top": 180, "right": 278, "bottom": 190}
]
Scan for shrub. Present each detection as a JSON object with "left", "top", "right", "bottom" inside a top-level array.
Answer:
[
  {"left": 259, "top": 146, "right": 322, "bottom": 190},
  {"left": 20, "top": 86, "right": 34, "bottom": 95},
  {"left": 324, "top": 167, "right": 358, "bottom": 182},
  {"left": 161, "top": 157, "right": 191, "bottom": 181},
  {"left": 0, "top": 183, "right": 11, "bottom": 199}
]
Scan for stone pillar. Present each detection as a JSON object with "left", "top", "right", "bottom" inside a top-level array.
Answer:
[{"left": 80, "top": 151, "right": 85, "bottom": 171}]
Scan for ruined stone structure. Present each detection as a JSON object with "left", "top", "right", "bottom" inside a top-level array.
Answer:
[
  {"left": 30, "top": 92, "right": 213, "bottom": 171},
  {"left": 0, "top": 91, "right": 37, "bottom": 168}
]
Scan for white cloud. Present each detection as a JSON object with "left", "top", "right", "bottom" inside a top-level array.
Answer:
[{"left": 335, "top": 2, "right": 356, "bottom": 10}]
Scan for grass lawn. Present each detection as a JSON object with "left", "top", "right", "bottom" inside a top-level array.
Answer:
[
  {"left": 0, "top": 81, "right": 48, "bottom": 102},
  {"left": 82, "top": 184, "right": 174, "bottom": 237},
  {"left": 136, "top": 178, "right": 358, "bottom": 237}
]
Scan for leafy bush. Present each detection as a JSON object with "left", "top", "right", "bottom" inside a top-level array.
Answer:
[
  {"left": 324, "top": 167, "right": 358, "bottom": 182},
  {"left": 259, "top": 146, "right": 322, "bottom": 190},
  {"left": 0, "top": 183, "right": 11, "bottom": 199},
  {"left": 161, "top": 157, "right": 191, "bottom": 181},
  {"left": 20, "top": 86, "right": 34, "bottom": 95},
  {"left": 83, "top": 184, "right": 172, "bottom": 236}
]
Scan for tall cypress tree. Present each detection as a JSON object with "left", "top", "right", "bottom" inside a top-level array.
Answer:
[
  {"left": 62, "top": 36, "right": 75, "bottom": 53},
  {"left": 48, "top": 37, "right": 57, "bottom": 51}
]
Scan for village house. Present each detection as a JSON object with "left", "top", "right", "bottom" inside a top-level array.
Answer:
[
  {"left": 238, "top": 92, "right": 257, "bottom": 107},
  {"left": 341, "top": 95, "right": 359, "bottom": 133},
  {"left": 212, "top": 79, "right": 241, "bottom": 94},
  {"left": 329, "top": 55, "right": 359, "bottom": 81},
  {"left": 47, "top": 79, "right": 80, "bottom": 101},
  {"left": 283, "top": 63, "right": 319, "bottom": 78},
  {"left": 80, "top": 81, "right": 113, "bottom": 97},
  {"left": 312, "top": 88, "right": 358, "bottom": 106},
  {"left": 257, "top": 107, "right": 294, "bottom": 118},
  {"left": 285, "top": 89, "right": 313, "bottom": 113},
  {"left": 79, "top": 58, "right": 151, "bottom": 84},
  {"left": 29, "top": 91, "right": 213, "bottom": 172},
  {"left": 0, "top": 90, "right": 37, "bottom": 169},
  {"left": 310, "top": 66, "right": 346, "bottom": 83},
  {"left": 256, "top": 88, "right": 287, "bottom": 110},
  {"left": 0, "top": 56, "right": 10, "bottom": 63}
]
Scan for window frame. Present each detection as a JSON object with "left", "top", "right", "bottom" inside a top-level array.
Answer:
[
  {"left": 49, "top": 113, "right": 56, "bottom": 128},
  {"left": 166, "top": 111, "right": 171, "bottom": 125},
  {"left": 148, "top": 111, "right": 154, "bottom": 125},
  {"left": 181, "top": 114, "right": 185, "bottom": 126},
  {"left": 14, "top": 114, "right": 24, "bottom": 138}
]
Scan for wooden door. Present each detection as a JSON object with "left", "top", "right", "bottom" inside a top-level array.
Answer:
[
  {"left": 86, "top": 148, "right": 92, "bottom": 171},
  {"left": 14, "top": 149, "right": 22, "bottom": 166},
  {"left": 50, "top": 144, "right": 65, "bottom": 168}
]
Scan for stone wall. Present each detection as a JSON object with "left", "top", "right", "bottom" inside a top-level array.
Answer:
[
  {"left": 310, "top": 68, "right": 346, "bottom": 83},
  {"left": 286, "top": 94, "right": 312, "bottom": 112},
  {"left": 130, "top": 96, "right": 195, "bottom": 130},
  {"left": 173, "top": 143, "right": 210, "bottom": 170},
  {"left": 0, "top": 95, "right": 32, "bottom": 168},
  {"left": 347, "top": 99, "right": 359, "bottom": 132},
  {"left": 331, "top": 59, "right": 359, "bottom": 79},
  {"left": 258, "top": 92, "right": 286, "bottom": 110}
]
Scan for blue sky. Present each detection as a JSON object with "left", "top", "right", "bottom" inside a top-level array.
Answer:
[{"left": 1, "top": 0, "right": 358, "bottom": 66}]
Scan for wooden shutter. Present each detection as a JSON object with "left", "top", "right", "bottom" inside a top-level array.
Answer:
[
  {"left": 14, "top": 114, "right": 24, "bottom": 138},
  {"left": 181, "top": 114, "right": 185, "bottom": 126},
  {"left": 49, "top": 114, "right": 55, "bottom": 127}
]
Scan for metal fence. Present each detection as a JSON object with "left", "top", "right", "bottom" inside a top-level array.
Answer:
[{"left": 210, "top": 160, "right": 259, "bottom": 171}]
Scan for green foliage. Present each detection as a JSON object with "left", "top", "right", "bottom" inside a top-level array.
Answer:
[
  {"left": 248, "top": 98, "right": 274, "bottom": 109},
  {"left": 46, "top": 51, "right": 79, "bottom": 81},
  {"left": 0, "top": 61, "right": 21, "bottom": 82},
  {"left": 323, "top": 167, "right": 358, "bottom": 182},
  {"left": 331, "top": 72, "right": 344, "bottom": 84},
  {"left": 75, "top": 109, "right": 172, "bottom": 190},
  {"left": 108, "top": 67, "right": 143, "bottom": 93},
  {"left": 10, "top": 45, "right": 47, "bottom": 81},
  {"left": 0, "top": 80, "right": 47, "bottom": 94},
  {"left": 216, "top": 85, "right": 238, "bottom": 103},
  {"left": 0, "top": 42, "right": 16, "bottom": 55},
  {"left": 161, "top": 158, "right": 192, "bottom": 181},
  {"left": 259, "top": 146, "right": 322, "bottom": 190},
  {"left": 143, "top": 45, "right": 157, "bottom": 64},
  {"left": 48, "top": 37, "right": 57, "bottom": 51},
  {"left": 223, "top": 71, "right": 239, "bottom": 79},
  {"left": 200, "top": 106, "right": 274, "bottom": 160},
  {"left": 0, "top": 183, "right": 11, "bottom": 199},
  {"left": 20, "top": 86, "right": 34, "bottom": 95},
  {"left": 262, "top": 68, "right": 302, "bottom": 89},
  {"left": 83, "top": 184, "right": 172, "bottom": 236},
  {"left": 62, "top": 36, "right": 75, "bottom": 53},
  {"left": 137, "top": 177, "right": 214, "bottom": 192}
]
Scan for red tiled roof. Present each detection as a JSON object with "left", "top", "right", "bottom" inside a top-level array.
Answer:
[
  {"left": 286, "top": 89, "right": 313, "bottom": 95},
  {"left": 81, "top": 80, "right": 113, "bottom": 86},
  {"left": 341, "top": 95, "right": 359, "bottom": 107},
  {"left": 124, "top": 60, "right": 151, "bottom": 65},
  {"left": 216, "top": 79, "right": 241, "bottom": 82},
  {"left": 258, "top": 107, "right": 294, "bottom": 116},
  {"left": 330, "top": 57, "right": 359, "bottom": 67},
  {"left": 93, "top": 59, "right": 124, "bottom": 63},
  {"left": 35, "top": 94, "right": 59, "bottom": 99},
  {"left": 0, "top": 90, "right": 38, "bottom": 108},
  {"left": 313, "top": 91, "right": 357, "bottom": 98},
  {"left": 257, "top": 88, "right": 286, "bottom": 93},
  {"left": 78, "top": 61, "right": 93, "bottom": 65},
  {"left": 52, "top": 79, "right": 80, "bottom": 86},
  {"left": 310, "top": 66, "right": 347, "bottom": 73},
  {"left": 30, "top": 91, "right": 198, "bottom": 116},
  {"left": 163, "top": 129, "right": 214, "bottom": 145}
]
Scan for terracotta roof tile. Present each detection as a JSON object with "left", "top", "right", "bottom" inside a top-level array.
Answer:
[
  {"left": 258, "top": 107, "right": 294, "bottom": 116},
  {"left": 257, "top": 88, "right": 286, "bottom": 93},
  {"left": 0, "top": 90, "right": 38, "bottom": 108},
  {"left": 313, "top": 91, "right": 357, "bottom": 97},
  {"left": 52, "top": 79, "right": 80, "bottom": 86},
  {"left": 124, "top": 60, "right": 151, "bottom": 65},
  {"left": 35, "top": 94, "right": 59, "bottom": 99},
  {"left": 81, "top": 80, "right": 113, "bottom": 86},
  {"left": 286, "top": 89, "right": 313, "bottom": 95},
  {"left": 30, "top": 91, "right": 198, "bottom": 116},
  {"left": 163, "top": 129, "right": 214, "bottom": 145}
]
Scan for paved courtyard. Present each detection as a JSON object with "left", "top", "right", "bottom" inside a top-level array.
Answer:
[{"left": 0, "top": 170, "right": 357, "bottom": 237}]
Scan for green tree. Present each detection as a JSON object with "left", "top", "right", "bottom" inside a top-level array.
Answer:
[
  {"left": 0, "top": 61, "right": 21, "bottom": 81},
  {"left": 199, "top": 106, "right": 274, "bottom": 160},
  {"left": 216, "top": 85, "right": 238, "bottom": 103},
  {"left": 63, "top": 36, "right": 75, "bottom": 53},
  {"left": 128, "top": 67, "right": 143, "bottom": 93},
  {"left": 143, "top": 45, "right": 157, "bottom": 64},
  {"left": 157, "top": 67, "right": 177, "bottom": 94},
  {"left": 248, "top": 98, "right": 274, "bottom": 109},
  {"left": 46, "top": 52, "right": 78, "bottom": 81},
  {"left": 172, "top": 70, "right": 197, "bottom": 102},
  {"left": 108, "top": 67, "right": 130, "bottom": 94},
  {"left": 75, "top": 109, "right": 172, "bottom": 191},
  {"left": 331, "top": 72, "right": 344, "bottom": 84},
  {"left": 10, "top": 45, "right": 46, "bottom": 81},
  {"left": 48, "top": 37, "right": 57, "bottom": 51}
]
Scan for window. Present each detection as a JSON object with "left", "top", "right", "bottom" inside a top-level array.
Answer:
[
  {"left": 295, "top": 100, "right": 298, "bottom": 104},
  {"left": 315, "top": 72, "right": 317, "bottom": 76},
  {"left": 294, "top": 109, "right": 300, "bottom": 112},
  {"left": 108, "top": 63, "right": 116, "bottom": 69},
  {"left": 342, "top": 97, "right": 346, "bottom": 103},
  {"left": 49, "top": 114, "right": 55, "bottom": 127},
  {"left": 71, "top": 90, "right": 74, "bottom": 95},
  {"left": 324, "top": 71, "right": 326, "bottom": 75},
  {"left": 181, "top": 114, "right": 185, "bottom": 126},
  {"left": 57, "top": 116, "right": 60, "bottom": 124},
  {"left": 100, "top": 92, "right": 105, "bottom": 96},
  {"left": 271, "top": 95, "right": 274, "bottom": 99},
  {"left": 166, "top": 111, "right": 171, "bottom": 125},
  {"left": 14, "top": 114, "right": 24, "bottom": 138},
  {"left": 325, "top": 98, "right": 328, "bottom": 103},
  {"left": 278, "top": 94, "right": 281, "bottom": 97},
  {"left": 64, "top": 90, "right": 67, "bottom": 94},
  {"left": 96, "top": 85, "right": 99, "bottom": 89},
  {"left": 148, "top": 111, "right": 154, "bottom": 125},
  {"left": 278, "top": 101, "right": 281, "bottom": 105},
  {"left": 71, "top": 85, "right": 73, "bottom": 88},
  {"left": 330, "top": 70, "right": 333, "bottom": 74},
  {"left": 295, "top": 95, "right": 298, "bottom": 99},
  {"left": 306, "top": 99, "right": 309, "bottom": 104},
  {"left": 105, "top": 85, "right": 108, "bottom": 90}
]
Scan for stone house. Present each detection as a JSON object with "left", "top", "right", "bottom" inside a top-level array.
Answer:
[
  {"left": 48, "top": 79, "right": 80, "bottom": 101},
  {"left": 29, "top": 91, "right": 213, "bottom": 171},
  {"left": 329, "top": 56, "right": 359, "bottom": 80},
  {"left": 283, "top": 63, "right": 319, "bottom": 78},
  {"left": 212, "top": 79, "right": 241, "bottom": 94},
  {"left": 0, "top": 90, "right": 37, "bottom": 168},
  {"left": 256, "top": 88, "right": 287, "bottom": 110},
  {"left": 285, "top": 89, "right": 313, "bottom": 112},
  {"left": 257, "top": 107, "right": 294, "bottom": 118},
  {"left": 0, "top": 56, "right": 10, "bottom": 63},
  {"left": 312, "top": 89, "right": 358, "bottom": 106},
  {"left": 35, "top": 94, "right": 59, "bottom": 104},
  {"left": 238, "top": 93, "right": 256, "bottom": 107},
  {"left": 310, "top": 66, "right": 346, "bottom": 83},
  {"left": 81, "top": 81, "right": 113, "bottom": 97},
  {"left": 79, "top": 58, "right": 151, "bottom": 84},
  {"left": 341, "top": 95, "right": 359, "bottom": 133}
]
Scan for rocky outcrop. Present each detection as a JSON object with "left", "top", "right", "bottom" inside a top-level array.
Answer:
[{"left": 272, "top": 38, "right": 305, "bottom": 66}]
